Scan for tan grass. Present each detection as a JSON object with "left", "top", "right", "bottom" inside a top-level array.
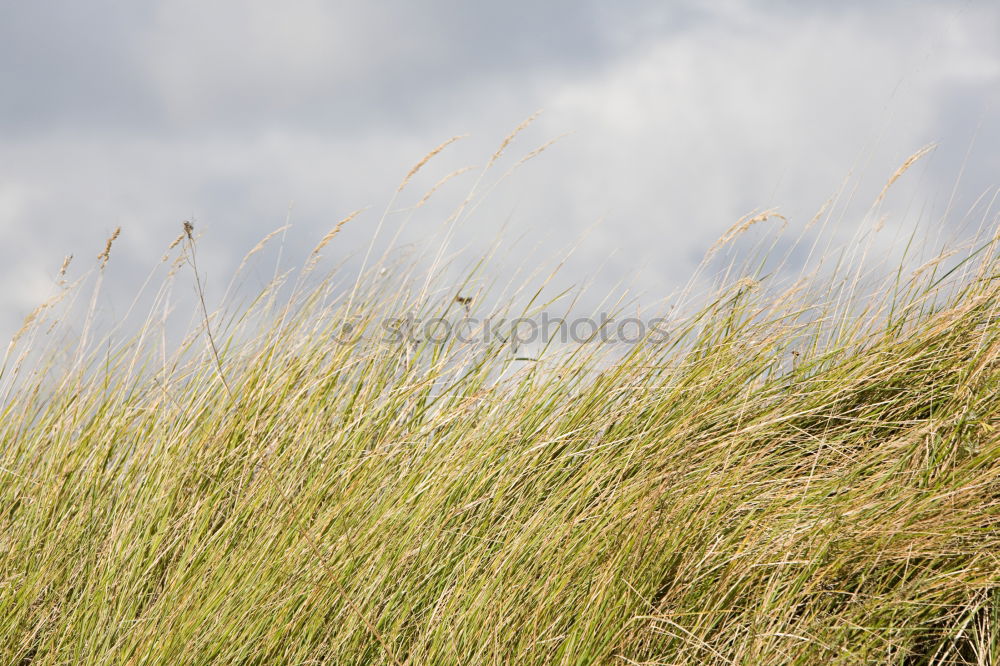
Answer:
[
  {"left": 414, "top": 166, "right": 477, "bottom": 209},
  {"left": 874, "top": 143, "right": 936, "bottom": 207},
  {"left": 706, "top": 209, "right": 787, "bottom": 259},
  {"left": 397, "top": 135, "right": 468, "bottom": 193},
  {"left": 488, "top": 109, "right": 542, "bottom": 167},
  {"left": 57, "top": 254, "right": 73, "bottom": 285},
  {"left": 2, "top": 141, "right": 999, "bottom": 666},
  {"left": 236, "top": 224, "right": 291, "bottom": 274},
  {"left": 97, "top": 227, "right": 121, "bottom": 268},
  {"left": 304, "top": 209, "right": 364, "bottom": 271}
]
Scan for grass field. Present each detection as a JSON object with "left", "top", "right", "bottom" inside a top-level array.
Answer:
[{"left": 2, "top": 141, "right": 999, "bottom": 664}]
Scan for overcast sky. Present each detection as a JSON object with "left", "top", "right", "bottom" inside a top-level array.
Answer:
[{"left": 1, "top": 0, "right": 998, "bottom": 343}]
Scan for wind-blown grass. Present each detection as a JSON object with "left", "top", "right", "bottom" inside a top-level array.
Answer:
[{"left": 1, "top": 141, "right": 999, "bottom": 665}]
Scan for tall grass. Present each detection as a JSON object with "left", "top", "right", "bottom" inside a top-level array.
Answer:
[{"left": 1, "top": 135, "right": 999, "bottom": 664}]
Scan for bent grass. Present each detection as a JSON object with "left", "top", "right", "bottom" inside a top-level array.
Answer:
[{"left": 1, "top": 136, "right": 999, "bottom": 665}]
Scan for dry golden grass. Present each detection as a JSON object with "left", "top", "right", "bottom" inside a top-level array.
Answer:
[{"left": 1, "top": 134, "right": 998, "bottom": 665}]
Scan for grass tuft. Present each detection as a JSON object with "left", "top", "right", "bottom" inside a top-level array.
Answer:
[{"left": 2, "top": 143, "right": 999, "bottom": 665}]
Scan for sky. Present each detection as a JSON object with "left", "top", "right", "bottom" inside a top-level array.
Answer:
[{"left": 1, "top": 0, "right": 998, "bottom": 344}]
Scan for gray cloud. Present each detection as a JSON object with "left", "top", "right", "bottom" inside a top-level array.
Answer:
[{"left": 1, "top": 0, "right": 998, "bottom": 342}]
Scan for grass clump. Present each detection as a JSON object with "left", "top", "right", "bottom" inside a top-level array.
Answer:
[{"left": 1, "top": 138, "right": 1000, "bottom": 665}]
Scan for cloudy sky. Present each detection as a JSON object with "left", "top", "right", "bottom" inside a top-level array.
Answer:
[{"left": 1, "top": 0, "right": 998, "bottom": 342}]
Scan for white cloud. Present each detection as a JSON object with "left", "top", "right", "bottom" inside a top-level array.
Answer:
[
  {"left": 512, "top": 1, "right": 1000, "bottom": 290},
  {"left": 1, "top": 1, "right": 998, "bottom": 343},
  {"left": 142, "top": 2, "right": 386, "bottom": 125}
]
